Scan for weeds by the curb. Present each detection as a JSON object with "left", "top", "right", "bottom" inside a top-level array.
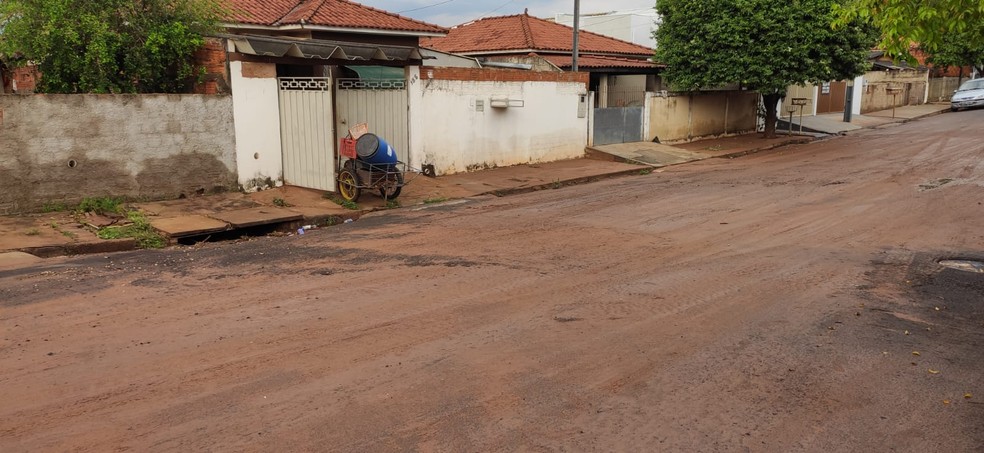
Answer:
[
  {"left": 95, "top": 211, "right": 166, "bottom": 249},
  {"left": 323, "top": 193, "right": 360, "bottom": 210}
]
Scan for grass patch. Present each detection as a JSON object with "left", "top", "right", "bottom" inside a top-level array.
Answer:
[
  {"left": 96, "top": 211, "right": 166, "bottom": 249},
  {"left": 24, "top": 228, "right": 41, "bottom": 236},
  {"left": 41, "top": 202, "right": 70, "bottom": 213},
  {"left": 77, "top": 197, "right": 125, "bottom": 215},
  {"left": 423, "top": 197, "right": 448, "bottom": 204},
  {"left": 549, "top": 179, "right": 563, "bottom": 189},
  {"left": 385, "top": 199, "right": 401, "bottom": 209},
  {"left": 272, "top": 197, "right": 290, "bottom": 207},
  {"left": 639, "top": 168, "right": 654, "bottom": 175},
  {"left": 324, "top": 194, "right": 360, "bottom": 210}
]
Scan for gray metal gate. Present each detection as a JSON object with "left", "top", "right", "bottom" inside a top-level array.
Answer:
[
  {"left": 279, "top": 77, "right": 335, "bottom": 191},
  {"left": 593, "top": 107, "right": 644, "bottom": 146},
  {"left": 335, "top": 78, "right": 409, "bottom": 164}
]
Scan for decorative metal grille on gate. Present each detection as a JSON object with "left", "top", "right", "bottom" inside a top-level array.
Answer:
[
  {"left": 336, "top": 78, "right": 406, "bottom": 90},
  {"left": 279, "top": 78, "right": 332, "bottom": 91}
]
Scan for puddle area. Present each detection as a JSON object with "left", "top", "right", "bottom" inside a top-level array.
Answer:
[{"left": 938, "top": 259, "right": 984, "bottom": 273}]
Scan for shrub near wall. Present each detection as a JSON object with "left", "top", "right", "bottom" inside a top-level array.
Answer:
[{"left": 0, "top": 94, "right": 237, "bottom": 214}]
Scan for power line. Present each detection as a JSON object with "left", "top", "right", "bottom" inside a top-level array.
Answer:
[
  {"left": 475, "top": 0, "right": 517, "bottom": 20},
  {"left": 398, "top": 0, "right": 458, "bottom": 14}
]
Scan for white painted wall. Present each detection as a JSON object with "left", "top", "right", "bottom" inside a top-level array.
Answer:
[
  {"left": 408, "top": 77, "right": 589, "bottom": 175},
  {"left": 230, "top": 61, "right": 284, "bottom": 190},
  {"left": 555, "top": 10, "right": 657, "bottom": 48}
]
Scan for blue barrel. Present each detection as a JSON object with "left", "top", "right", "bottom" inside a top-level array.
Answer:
[{"left": 355, "top": 133, "right": 398, "bottom": 165}]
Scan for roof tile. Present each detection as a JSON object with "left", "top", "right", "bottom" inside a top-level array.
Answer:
[
  {"left": 422, "top": 13, "right": 652, "bottom": 56},
  {"left": 227, "top": 0, "right": 446, "bottom": 34}
]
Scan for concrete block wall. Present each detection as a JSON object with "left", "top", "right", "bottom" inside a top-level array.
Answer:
[{"left": 0, "top": 94, "right": 237, "bottom": 214}]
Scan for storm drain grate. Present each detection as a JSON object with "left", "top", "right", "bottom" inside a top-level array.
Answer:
[{"left": 938, "top": 259, "right": 984, "bottom": 273}]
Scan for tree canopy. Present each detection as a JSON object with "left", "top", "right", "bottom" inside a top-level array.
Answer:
[
  {"left": 921, "top": 31, "right": 984, "bottom": 78},
  {"left": 654, "top": 0, "right": 876, "bottom": 138},
  {"left": 834, "top": 0, "right": 984, "bottom": 62},
  {"left": 0, "top": 0, "right": 223, "bottom": 93}
]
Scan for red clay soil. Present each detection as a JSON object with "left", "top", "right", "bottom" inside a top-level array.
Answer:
[{"left": 1, "top": 110, "right": 983, "bottom": 451}]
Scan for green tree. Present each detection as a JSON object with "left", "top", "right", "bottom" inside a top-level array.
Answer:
[
  {"left": 834, "top": 0, "right": 984, "bottom": 62},
  {"left": 920, "top": 31, "right": 984, "bottom": 82},
  {"left": 0, "top": 0, "right": 223, "bottom": 93},
  {"left": 655, "top": 0, "right": 876, "bottom": 138}
]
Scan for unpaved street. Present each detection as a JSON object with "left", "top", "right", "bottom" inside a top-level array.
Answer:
[{"left": 2, "top": 111, "right": 984, "bottom": 451}]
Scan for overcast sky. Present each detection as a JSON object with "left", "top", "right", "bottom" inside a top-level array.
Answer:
[{"left": 362, "top": 0, "right": 656, "bottom": 27}]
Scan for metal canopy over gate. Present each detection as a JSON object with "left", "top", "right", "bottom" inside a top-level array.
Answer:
[
  {"left": 279, "top": 77, "right": 335, "bottom": 191},
  {"left": 335, "top": 75, "right": 409, "bottom": 165}
]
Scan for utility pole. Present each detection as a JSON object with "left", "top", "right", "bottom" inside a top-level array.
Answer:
[{"left": 572, "top": 0, "right": 580, "bottom": 72}]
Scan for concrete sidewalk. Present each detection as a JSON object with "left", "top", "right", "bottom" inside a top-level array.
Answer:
[
  {"left": 0, "top": 101, "right": 952, "bottom": 260},
  {"left": 779, "top": 103, "right": 951, "bottom": 135}
]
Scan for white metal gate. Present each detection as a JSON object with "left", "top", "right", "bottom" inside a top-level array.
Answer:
[
  {"left": 335, "top": 78, "right": 409, "bottom": 164},
  {"left": 279, "top": 77, "right": 335, "bottom": 191}
]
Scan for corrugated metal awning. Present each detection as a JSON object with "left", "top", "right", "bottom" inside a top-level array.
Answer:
[{"left": 221, "top": 34, "right": 427, "bottom": 62}]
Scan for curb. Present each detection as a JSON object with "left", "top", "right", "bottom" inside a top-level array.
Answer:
[
  {"left": 715, "top": 137, "right": 816, "bottom": 160},
  {"left": 478, "top": 167, "right": 652, "bottom": 198}
]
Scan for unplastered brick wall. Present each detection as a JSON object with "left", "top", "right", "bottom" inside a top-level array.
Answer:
[
  {"left": 193, "top": 38, "right": 230, "bottom": 95},
  {"left": 0, "top": 94, "right": 237, "bottom": 214},
  {"left": 422, "top": 67, "right": 589, "bottom": 88},
  {"left": 11, "top": 66, "right": 41, "bottom": 94}
]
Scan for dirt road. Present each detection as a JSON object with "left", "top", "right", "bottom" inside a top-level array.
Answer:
[{"left": 2, "top": 110, "right": 983, "bottom": 452}]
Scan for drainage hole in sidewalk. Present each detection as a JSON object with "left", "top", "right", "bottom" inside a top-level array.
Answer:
[{"left": 176, "top": 224, "right": 286, "bottom": 246}]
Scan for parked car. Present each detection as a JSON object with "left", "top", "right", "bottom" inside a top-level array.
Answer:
[{"left": 951, "top": 78, "right": 984, "bottom": 111}]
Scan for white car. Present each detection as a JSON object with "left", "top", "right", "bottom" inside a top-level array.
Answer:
[{"left": 951, "top": 78, "right": 984, "bottom": 111}]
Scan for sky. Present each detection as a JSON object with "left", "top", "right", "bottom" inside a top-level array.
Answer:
[{"left": 361, "top": 0, "right": 657, "bottom": 27}]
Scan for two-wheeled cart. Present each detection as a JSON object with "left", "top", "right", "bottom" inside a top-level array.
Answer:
[{"left": 336, "top": 131, "right": 411, "bottom": 202}]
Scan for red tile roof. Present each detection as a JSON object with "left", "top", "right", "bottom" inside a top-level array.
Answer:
[
  {"left": 226, "top": 0, "right": 446, "bottom": 34},
  {"left": 422, "top": 13, "right": 653, "bottom": 57},
  {"left": 539, "top": 54, "right": 663, "bottom": 69}
]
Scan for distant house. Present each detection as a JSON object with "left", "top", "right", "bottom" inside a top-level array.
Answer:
[
  {"left": 421, "top": 11, "right": 662, "bottom": 109},
  {"left": 782, "top": 50, "right": 929, "bottom": 118},
  {"left": 422, "top": 11, "right": 759, "bottom": 146}
]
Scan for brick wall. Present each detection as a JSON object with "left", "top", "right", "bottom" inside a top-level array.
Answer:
[
  {"left": 11, "top": 66, "right": 41, "bottom": 93},
  {"left": 422, "top": 67, "right": 589, "bottom": 87},
  {"left": 193, "top": 38, "right": 230, "bottom": 95}
]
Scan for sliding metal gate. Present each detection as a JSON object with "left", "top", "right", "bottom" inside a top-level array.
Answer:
[
  {"left": 335, "top": 77, "right": 410, "bottom": 164},
  {"left": 279, "top": 77, "right": 336, "bottom": 191}
]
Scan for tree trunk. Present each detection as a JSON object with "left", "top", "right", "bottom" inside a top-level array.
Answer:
[{"left": 762, "top": 93, "right": 782, "bottom": 139}]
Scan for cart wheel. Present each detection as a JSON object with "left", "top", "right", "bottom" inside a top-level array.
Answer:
[
  {"left": 337, "top": 168, "right": 361, "bottom": 202},
  {"left": 380, "top": 171, "right": 404, "bottom": 200}
]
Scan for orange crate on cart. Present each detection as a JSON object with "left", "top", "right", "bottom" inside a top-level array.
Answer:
[{"left": 339, "top": 137, "right": 357, "bottom": 159}]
